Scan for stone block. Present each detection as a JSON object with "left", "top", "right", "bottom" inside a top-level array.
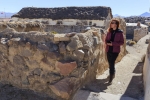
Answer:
[
  {"left": 66, "top": 40, "right": 83, "bottom": 51},
  {"left": 77, "top": 33, "right": 93, "bottom": 49},
  {"left": 49, "top": 78, "right": 77, "bottom": 99},
  {"left": 47, "top": 51, "right": 61, "bottom": 60},
  {"left": 20, "top": 49, "right": 33, "bottom": 57},
  {"left": 66, "top": 32, "right": 77, "bottom": 37},
  {"left": 59, "top": 42, "right": 66, "bottom": 54},
  {"left": 26, "top": 60, "right": 40, "bottom": 70},
  {"left": 33, "top": 49, "right": 44, "bottom": 63},
  {"left": 55, "top": 61, "right": 77, "bottom": 76},
  {"left": 13, "top": 55, "right": 25, "bottom": 66},
  {"left": 0, "top": 44, "right": 8, "bottom": 55},
  {"left": 40, "top": 58, "right": 54, "bottom": 71},
  {"left": 21, "top": 75, "right": 30, "bottom": 85},
  {"left": 37, "top": 44, "right": 49, "bottom": 52},
  {"left": 93, "top": 36, "right": 99, "bottom": 45},
  {"left": 92, "top": 31, "right": 99, "bottom": 36},
  {"left": 33, "top": 68, "right": 42, "bottom": 76},
  {"left": 73, "top": 50, "right": 85, "bottom": 60},
  {"left": 53, "top": 44, "right": 59, "bottom": 51},
  {"left": 54, "top": 34, "right": 70, "bottom": 42}
]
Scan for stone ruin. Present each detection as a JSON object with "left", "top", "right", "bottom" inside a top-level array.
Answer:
[
  {"left": 133, "top": 27, "right": 148, "bottom": 42},
  {"left": 0, "top": 27, "right": 107, "bottom": 100},
  {"left": 0, "top": 21, "right": 45, "bottom": 32},
  {"left": 0, "top": 12, "right": 126, "bottom": 100}
]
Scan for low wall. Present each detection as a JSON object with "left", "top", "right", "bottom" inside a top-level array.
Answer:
[
  {"left": 133, "top": 28, "right": 148, "bottom": 42},
  {"left": 143, "top": 41, "right": 150, "bottom": 100},
  {"left": 0, "top": 21, "right": 45, "bottom": 32},
  {"left": 0, "top": 28, "right": 109, "bottom": 100}
]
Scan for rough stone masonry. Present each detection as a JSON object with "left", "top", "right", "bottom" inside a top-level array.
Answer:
[
  {"left": 0, "top": 18, "right": 127, "bottom": 100},
  {"left": 0, "top": 27, "right": 109, "bottom": 100}
]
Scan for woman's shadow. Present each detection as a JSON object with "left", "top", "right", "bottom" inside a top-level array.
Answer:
[{"left": 81, "top": 76, "right": 111, "bottom": 93}]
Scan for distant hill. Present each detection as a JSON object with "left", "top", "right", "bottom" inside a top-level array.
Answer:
[
  {"left": 140, "top": 12, "right": 150, "bottom": 17},
  {"left": 114, "top": 12, "right": 150, "bottom": 18},
  {"left": 113, "top": 14, "right": 125, "bottom": 18},
  {"left": 0, "top": 12, "right": 16, "bottom": 18}
]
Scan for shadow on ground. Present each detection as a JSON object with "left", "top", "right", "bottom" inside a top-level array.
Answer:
[
  {"left": 120, "top": 62, "right": 144, "bottom": 100},
  {"left": 77, "top": 62, "right": 144, "bottom": 100},
  {"left": 0, "top": 83, "right": 55, "bottom": 100}
]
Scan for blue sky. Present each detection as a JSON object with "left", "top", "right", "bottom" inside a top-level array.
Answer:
[{"left": 0, "top": 0, "right": 150, "bottom": 16}]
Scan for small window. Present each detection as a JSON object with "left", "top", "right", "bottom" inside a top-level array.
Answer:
[
  {"left": 57, "top": 21, "right": 62, "bottom": 25},
  {"left": 93, "top": 23, "right": 97, "bottom": 26},
  {"left": 76, "top": 21, "right": 82, "bottom": 25},
  {"left": 89, "top": 21, "right": 92, "bottom": 26}
]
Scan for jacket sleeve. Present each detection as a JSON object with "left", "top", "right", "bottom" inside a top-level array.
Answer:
[
  {"left": 112, "top": 32, "right": 124, "bottom": 46},
  {"left": 105, "top": 33, "right": 108, "bottom": 44}
]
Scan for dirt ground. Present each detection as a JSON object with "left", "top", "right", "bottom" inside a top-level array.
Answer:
[{"left": 0, "top": 83, "right": 54, "bottom": 100}]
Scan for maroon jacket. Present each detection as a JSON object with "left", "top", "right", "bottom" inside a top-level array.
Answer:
[{"left": 105, "top": 29, "right": 124, "bottom": 53}]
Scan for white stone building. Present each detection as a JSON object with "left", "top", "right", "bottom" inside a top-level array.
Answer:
[{"left": 11, "top": 6, "right": 113, "bottom": 26}]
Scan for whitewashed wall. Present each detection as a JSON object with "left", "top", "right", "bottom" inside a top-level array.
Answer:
[{"left": 11, "top": 17, "right": 105, "bottom": 26}]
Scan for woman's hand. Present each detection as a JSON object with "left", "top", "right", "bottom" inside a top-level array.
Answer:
[{"left": 107, "top": 42, "right": 112, "bottom": 46}]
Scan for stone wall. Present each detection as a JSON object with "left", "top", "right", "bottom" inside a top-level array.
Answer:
[
  {"left": 0, "top": 27, "right": 109, "bottom": 100},
  {"left": 0, "top": 21, "right": 45, "bottom": 32},
  {"left": 0, "top": 21, "right": 105, "bottom": 33},
  {"left": 133, "top": 27, "right": 148, "bottom": 42},
  {"left": 143, "top": 40, "right": 150, "bottom": 100}
]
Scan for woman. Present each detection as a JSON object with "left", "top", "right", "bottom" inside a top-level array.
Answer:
[{"left": 105, "top": 19, "right": 124, "bottom": 84}]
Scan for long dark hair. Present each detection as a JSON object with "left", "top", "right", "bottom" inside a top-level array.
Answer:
[{"left": 108, "top": 19, "right": 120, "bottom": 33}]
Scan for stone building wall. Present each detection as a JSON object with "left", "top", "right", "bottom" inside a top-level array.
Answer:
[
  {"left": 0, "top": 21, "right": 105, "bottom": 33},
  {"left": 0, "top": 27, "right": 109, "bottom": 100},
  {"left": 12, "top": 18, "right": 105, "bottom": 26}
]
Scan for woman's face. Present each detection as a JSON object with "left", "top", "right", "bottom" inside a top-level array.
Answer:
[{"left": 110, "top": 21, "right": 117, "bottom": 29}]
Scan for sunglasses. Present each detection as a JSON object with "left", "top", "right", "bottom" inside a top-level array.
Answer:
[{"left": 111, "top": 22, "right": 116, "bottom": 24}]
